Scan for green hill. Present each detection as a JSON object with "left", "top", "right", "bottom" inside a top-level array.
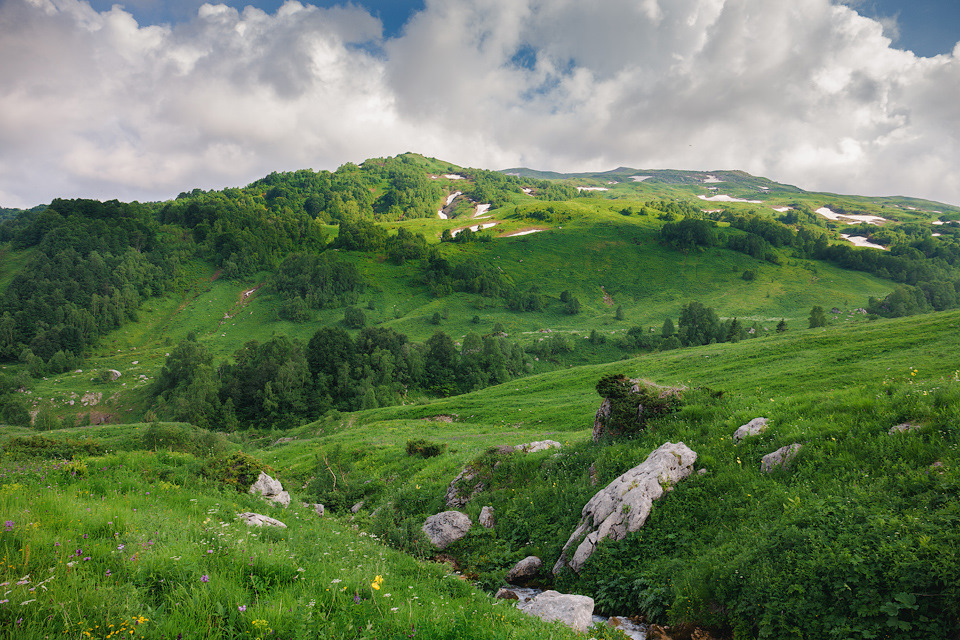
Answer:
[{"left": 2, "top": 153, "right": 960, "bottom": 638}]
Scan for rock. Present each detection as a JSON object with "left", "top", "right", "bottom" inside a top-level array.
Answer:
[
  {"left": 733, "top": 417, "right": 768, "bottom": 442},
  {"left": 107, "top": 369, "right": 121, "bottom": 381},
  {"left": 515, "top": 440, "right": 561, "bottom": 454},
  {"left": 592, "top": 378, "right": 685, "bottom": 441},
  {"left": 588, "top": 463, "right": 598, "bottom": 486},
  {"left": 422, "top": 511, "right": 472, "bottom": 549},
  {"left": 238, "top": 512, "right": 286, "bottom": 528},
  {"left": 519, "top": 590, "right": 594, "bottom": 632},
  {"left": 761, "top": 443, "right": 802, "bottom": 473},
  {"left": 554, "top": 442, "right": 697, "bottom": 574},
  {"left": 273, "top": 437, "right": 295, "bottom": 446},
  {"left": 889, "top": 422, "right": 921, "bottom": 435},
  {"left": 506, "top": 556, "right": 542, "bottom": 585},
  {"left": 351, "top": 501, "right": 364, "bottom": 514},
  {"left": 592, "top": 398, "right": 613, "bottom": 441},
  {"left": 479, "top": 506, "right": 495, "bottom": 528},
  {"left": 445, "top": 466, "right": 484, "bottom": 508},
  {"left": 249, "top": 472, "right": 291, "bottom": 507},
  {"left": 302, "top": 502, "right": 324, "bottom": 516},
  {"left": 495, "top": 588, "right": 519, "bottom": 601}
]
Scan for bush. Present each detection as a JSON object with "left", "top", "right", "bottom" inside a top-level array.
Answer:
[
  {"left": 405, "top": 438, "right": 446, "bottom": 458},
  {"left": 202, "top": 451, "right": 270, "bottom": 490},
  {"left": 1, "top": 434, "right": 103, "bottom": 459},
  {"left": 143, "top": 422, "right": 229, "bottom": 458},
  {"left": 594, "top": 374, "right": 683, "bottom": 438}
]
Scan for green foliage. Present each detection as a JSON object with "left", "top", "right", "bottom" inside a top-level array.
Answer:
[
  {"left": 202, "top": 450, "right": 269, "bottom": 490},
  {"left": 808, "top": 305, "right": 828, "bottom": 328},
  {"left": 142, "top": 421, "right": 229, "bottom": 458},
  {"left": 271, "top": 252, "right": 365, "bottom": 311},
  {"left": 1, "top": 434, "right": 103, "bottom": 459},
  {"left": 594, "top": 374, "right": 684, "bottom": 438},
  {"left": 405, "top": 438, "right": 446, "bottom": 458}
]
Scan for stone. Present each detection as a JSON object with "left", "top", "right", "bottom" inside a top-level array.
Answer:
[
  {"left": 554, "top": 442, "right": 697, "bottom": 574},
  {"left": 445, "top": 466, "right": 484, "bottom": 508},
  {"left": 761, "top": 443, "right": 802, "bottom": 473},
  {"left": 351, "top": 501, "right": 364, "bottom": 514},
  {"left": 495, "top": 588, "right": 519, "bottom": 601},
  {"left": 302, "top": 502, "right": 324, "bottom": 516},
  {"left": 249, "top": 472, "right": 290, "bottom": 507},
  {"left": 506, "top": 556, "right": 542, "bottom": 584},
  {"left": 479, "top": 506, "right": 495, "bottom": 528},
  {"left": 422, "top": 511, "right": 472, "bottom": 549},
  {"left": 733, "top": 417, "right": 768, "bottom": 442},
  {"left": 238, "top": 512, "right": 286, "bottom": 528},
  {"left": 515, "top": 440, "right": 561, "bottom": 454},
  {"left": 519, "top": 590, "right": 595, "bottom": 632},
  {"left": 889, "top": 422, "right": 921, "bottom": 435},
  {"left": 107, "top": 369, "right": 121, "bottom": 381}
]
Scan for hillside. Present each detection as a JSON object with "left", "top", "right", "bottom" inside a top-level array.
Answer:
[{"left": 1, "top": 153, "right": 960, "bottom": 638}]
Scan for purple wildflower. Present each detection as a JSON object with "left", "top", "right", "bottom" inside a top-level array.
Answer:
[
  {"left": 200, "top": 575, "right": 209, "bottom": 583},
  {"left": 238, "top": 605, "right": 246, "bottom": 612},
  {"left": 3, "top": 520, "right": 13, "bottom": 531}
]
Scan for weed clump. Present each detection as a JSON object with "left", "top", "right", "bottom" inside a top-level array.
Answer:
[{"left": 405, "top": 438, "right": 446, "bottom": 458}]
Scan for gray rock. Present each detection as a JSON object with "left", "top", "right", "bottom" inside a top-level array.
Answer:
[
  {"left": 761, "top": 443, "right": 802, "bottom": 473},
  {"left": 592, "top": 398, "right": 612, "bottom": 441},
  {"left": 889, "top": 422, "right": 921, "bottom": 435},
  {"left": 422, "top": 511, "right": 472, "bottom": 549},
  {"left": 351, "top": 501, "right": 364, "bottom": 514},
  {"left": 238, "top": 512, "right": 287, "bottom": 528},
  {"left": 733, "top": 417, "right": 768, "bottom": 442},
  {"left": 519, "top": 590, "right": 595, "bottom": 632},
  {"left": 249, "top": 472, "right": 290, "bottom": 507},
  {"left": 506, "top": 556, "right": 542, "bottom": 584},
  {"left": 479, "top": 506, "right": 495, "bottom": 528},
  {"left": 302, "top": 502, "right": 324, "bottom": 516},
  {"left": 107, "top": 369, "right": 121, "bottom": 381},
  {"left": 445, "top": 466, "right": 484, "bottom": 508},
  {"left": 515, "top": 440, "right": 561, "bottom": 454},
  {"left": 495, "top": 588, "right": 519, "bottom": 601},
  {"left": 554, "top": 442, "right": 697, "bottom": 574}
]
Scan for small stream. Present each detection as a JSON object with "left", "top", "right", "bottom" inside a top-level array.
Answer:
[{"left": 505, "top": 586, "right": 647, "bottom": 639}]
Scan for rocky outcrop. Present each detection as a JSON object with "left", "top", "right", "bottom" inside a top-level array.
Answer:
[
  {"left": 554, "top": 442, "right": 697, "bottom": 574},
  {"left": 445, "top": 466, "right": 484, "bottom": 508},
  {"left": 422, "top": 511, "right": 472, "bottom": 549},
  {"left": 592, "top": 377, "right": 685, "bottom": 441},
  {"left": 889, "top": 422, "right": 921, "bottom": 435},
  {"left": 506, "top": 556, "right": 542, "bottom": 585},
  {"left": 479, "top": 506, "right": 495, "bottom": 528},
  {"left": 249, "top": 472, "right": 291, "bottom": 507},
  {"left": 593, "top": 398, "right": 613, "bottom": 441},
  {"left": 519, "top": 590, "right": 595, "bottom": 632},
  {"left": 733, "top": 417, "right": 768, "bottom": 442},
  {"left": 515, "top": 440, "right": 561, "bottom": 454},
  {"left": 761, "top": 443, "right": 802, "bottom": 473},
  {"left": 238, "top": 512, "right": 287, "bottom": 528}
]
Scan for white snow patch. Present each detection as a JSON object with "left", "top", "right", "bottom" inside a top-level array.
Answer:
[
  {"left": 437, "top": 210, "right": 448, "bottom": 219},
  {"left": 443, "top": 174, "right": 464, "bottom": 180},
  {"left": 698, "top": 194, "right": 763, "bottom": 203},
  {"left": 504, "top": 229, "right": 545, "bottom": 237},
  {"left": 629, "top": 176, "right": 651, "bottom": 182},
  {"left": 703, "top": 175, "right": 723, "bottom": 183},
  {"left": 522, "top": 188, "right": 533, "bottom": 194},
  {"left": 474, "top": 204, "right": 491, "bottom": 218},
  {"left": 451, "top": 222, "right": 498, "bottom": 237},
  {"left": 446, "top": 191, "right": 462, "bottom": 206},
  {"left": 816, "top": 207, "right": 887, "bottom": 225},
  {"left": 933, "top": 220, "right": 945, "bottom": 225},
  {"left": 772, "top": 206, "right": 792, "bottom": 212},
  {"left": 577, "top": 186, "right": 609, "bottom": 192},
  {"left": 933, "top": 233, "right": 943, "bottom": 237},
  {"left": 841, "top": 234, "right": 888, "bottom": 250}
]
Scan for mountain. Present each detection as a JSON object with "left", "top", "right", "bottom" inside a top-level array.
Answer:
[{"left": 1, "top": 153, "right": 960, "bottom": 638}]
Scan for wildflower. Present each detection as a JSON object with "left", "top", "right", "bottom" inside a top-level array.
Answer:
[
  {"left": 331, "top": 579, "right": 341, "bottom": 584},
  {"left": 354, "top": 591, "right": 361, "bottom": 604},
  {"left": 105, "top": 570, "right": 111, "bottom": 577},
  {"left": 238, "top": 605, "right": 246, "bottom": 612},
  {"left": 4, "top": 521, "right": 14, "bottom": 531},
  {"left": 200, "top": 575, "right": 209, "bottom": 583},
  {"left": 371, "top": 575, "right": 383, "bottom": 591},
  {"left": 117, "top": 544, "right": 124, "bottom": 551},
  {"left": 391, "top": 607, "right": 399, "bottom": 612}
]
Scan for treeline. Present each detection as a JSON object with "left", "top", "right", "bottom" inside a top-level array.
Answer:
[
  {"left": 660, "top": 210, "right": 960, "bottom": 316},
  {"left": 152, "top": 328, "right": 530, "bottom": 430},
  {"left": 622, "top": 301, "right": 781, "bottom": 352},
  {"left": 0, "top": 199, "right": 182, "bottom": 370}
]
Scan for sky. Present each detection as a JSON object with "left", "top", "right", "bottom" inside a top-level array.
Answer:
[{"left": 2, "top": 0, "right": 960, "bottom": 208}]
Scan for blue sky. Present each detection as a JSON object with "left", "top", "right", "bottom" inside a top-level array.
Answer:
[{"left": 2, "top": 0, "right": 960, "bottom": 208}]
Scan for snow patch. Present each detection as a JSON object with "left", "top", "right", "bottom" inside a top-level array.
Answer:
[
  {"left": 503, "top": 228, "right": 545, "bottom": 237},
  {"left": 474, "top": 203, "right": 491, "bottom": 218},
  {"left": 443, "top": 174, "right": 464, "bottom": 180},
  {"left": 629, "top": 176, "right": 650, "bottom": 182},
  {"left": 451, "top": 222, "right": 498, "bottom": 237},
  {"left": 772, "top": 206, "right": 792, "bottom": 212},
  {"left": 816, "top": 207, "right": 887, "bottom": 225},
  {"left": 698, "top": 194, "right": 763, "bottom": 203},
  {"left": 933, "top": 220, "right": 945, "bottom": 225},
  {"left": 841, "top": 234, "right": 888, "bottom": 250},
  {"left": 437, "top": 210, "right": 448, "bottom": 219},
  {"left": 577, "top": 186, "right": 609, "bottom": 192},
  {"left": 446, "top": 191, "right": 462, "bottom": 206},
  {"left": 703, "top": 175, "right": 723, "bottom": 183}
]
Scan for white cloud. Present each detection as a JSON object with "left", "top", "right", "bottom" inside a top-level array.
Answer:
[{"left": 1, "top": 0, "right": 959, "bottom": 207}]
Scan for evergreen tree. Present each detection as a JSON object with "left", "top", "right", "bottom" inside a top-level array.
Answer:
[{"left": 808, "top": 306, "right": 828, "bottom": 328}]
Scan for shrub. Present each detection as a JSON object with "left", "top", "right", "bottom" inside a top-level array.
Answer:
[
  {"left": 202, "top": 451, "right": 270, "bottom": 490},
  {"left": 594, "top": 374, "right": 683, "bottom": 438},
  {"left": 1, "top": 434, "right": 103, "bottom": 459},
  {"left": 405, "top": 438, "right": 446, "bottom": 458}
]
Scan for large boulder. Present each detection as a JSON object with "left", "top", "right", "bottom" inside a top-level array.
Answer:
[
  {"left": 519, "top": 590, "right": 595, "bottom": 632},
  {"left": 422, "top": 511, "right": 472, "bottom": 549},
  {"left": 733, "top": 417, "right": 768, "bottom": 442},
  {"left": 249, "top": 472, "right": 290, "bottom": 507},
  {"left": 506, "top": 556, "right": 542, "bottom": 585},
  {"left": 238, "top": 512, "right": 287, "bottom": 528},
  {"left": 553, "top": 442, "right": 697, "bottom": 574},
  {"left": 761, "top": 443, "right": 802, "bottom": 473}
]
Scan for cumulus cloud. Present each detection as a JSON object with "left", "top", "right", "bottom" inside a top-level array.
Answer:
[{"left": 1, "top": 0, "right": 959, "bottom": 207}]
